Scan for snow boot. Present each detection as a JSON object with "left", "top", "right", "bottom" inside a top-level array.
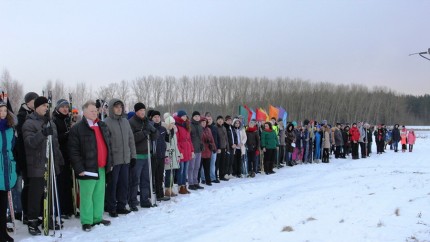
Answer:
[
  {"left": 165, "top": 188, "right": 177, "bottom": 197},
  {"left": 28, "top": 219, "right": 41, "bottom": 236}
]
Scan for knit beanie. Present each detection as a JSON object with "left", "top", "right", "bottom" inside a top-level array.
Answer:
[
  {"left": 151, "top": 110, "right": 161, "bottom": 117},
  {"left": 55, "top": 99, "right": 69, "bottom": 110},
  {"left": 192, "top": 111, "right": 200, "bottom": 117},
  {"left": 177, "top": 110, "right": 187, "bottom": 118},
  {"left": 34, "top": 96, "right": 48, "bottom": 110},
  {"left": 24, "top": 92, "right": 39, "bottom": 104},
  {"left": 216, "top": 115, "right": 224, "bottom": 120},
  {"left": 134, "top": 102, "right": 146, "bottom": 112}
]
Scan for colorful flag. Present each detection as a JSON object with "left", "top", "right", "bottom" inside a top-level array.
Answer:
[
  {"left": 250, "top": 108, "right": 256, "bottom": 120},
  {"left": 256, "top": 108, "right": 269, "bottom": 122},
  {"left": 243, "top": 105, "right": 253, "bottom": 124},
  {"left": 279, "top": 106, "right": 288, "bottom": 127},
  {"left": 268, "top": 105, "right": 279, "bottom": 121},
  {"left": 239, "top": 105, "right": 249, "bottom": 125}
]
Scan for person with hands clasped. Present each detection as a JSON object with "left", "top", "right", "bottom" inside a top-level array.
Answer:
[{"left": 260, "top": 122, "right": 278, "bottom": 175}]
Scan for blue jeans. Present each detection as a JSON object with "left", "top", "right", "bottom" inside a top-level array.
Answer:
[
  {"left": 210, "top": 153, "right": 217, "bottom": 181},
  {"left": 105, "top": 164, "right": 129, "bottom": 211},
  {"left": 176, "top": 161, "right": 189, "bottom": 186},
  {"left": 128, "top": 158, "right": 150, "bottom": 207},
  {"left": 393, "top": 141, "right": 399, "bottom": 151}
]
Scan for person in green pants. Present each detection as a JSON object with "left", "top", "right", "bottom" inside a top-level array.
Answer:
[{"left": 69, "top": 100, "right": 113, "bottom": 232}]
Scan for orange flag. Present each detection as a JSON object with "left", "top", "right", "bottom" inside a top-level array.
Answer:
[{"left": 268, "top": 105, "right": 279, "bottom": 121}]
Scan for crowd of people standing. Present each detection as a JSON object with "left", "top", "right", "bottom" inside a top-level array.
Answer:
[{"left": 0, "top": 92, "right": 418, "bottom": 241}]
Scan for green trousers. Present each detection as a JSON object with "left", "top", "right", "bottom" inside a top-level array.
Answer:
[{"left": 79, "top": 168, "right": 106, "bottom": 225}]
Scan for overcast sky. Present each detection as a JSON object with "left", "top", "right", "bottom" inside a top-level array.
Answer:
[{"left": 1, "top": 0, "right": 429, "bottom": 96}]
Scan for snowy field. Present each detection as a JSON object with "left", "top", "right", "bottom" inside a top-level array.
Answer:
[{"left": 14, "top": 130, "right": 430, "bottom": 242}]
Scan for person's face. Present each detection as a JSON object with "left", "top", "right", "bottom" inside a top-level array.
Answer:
[
  {"left": 264, "top": 123, "right": 269, "bottom": 129},
  {"left": 206, "top": 116, "right": 213, "bottom": 125},
  {"left": 27, "top": 99, "right": 36, "bottom": 110},
  {"left": 0, "top": 106, "right": 7, "bottom": 119},
  {"left": 36, "top": 103, "right": 49, "bottom": 116},
  {"left": 217, "top": 118, "right": 224, "bottom": 125},
  {"left": 113, "top": 104, "right": 122, "bottom": 116},
  {"left": 200, "top": 121, "right": 206, "bottom": 128},
  {"left": 84, "top": 104, "right": 98, "bottom": 121},
  {"left": 193, "top": 115, "right": 200, "bottom": 122},
  {"left": 181, "top": 115, "right": 187, "bottom": 121},
  {"left": 72, "top": 112, "right": 78, "bottom": 118},
  {"left": 249, "top": 122, "right": 255, "bottom": 128},
  {"left": 58, "top": 105, "right": 69, "bottom": 116},
  {"left": 234, "top": 121, "right": 240, "bottom": 127},
  {"left": 152, "top": 115, "right": 161, "bottom": 124},
  {"left": 226, "top": 119, "right": 232, "bottom": 125},
  {"left": 136, "top": 109, "right": 146, "bottom": 119}
]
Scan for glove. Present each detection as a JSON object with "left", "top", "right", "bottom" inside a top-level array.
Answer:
[
  {"left": 42, "top": 126, "right": 54, "bottom": 136},
  {"left": 130, "top": 158, "right": 136, "bottom": 168}
]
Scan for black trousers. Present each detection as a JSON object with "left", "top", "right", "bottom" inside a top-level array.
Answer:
[
  {"left": 0, "top": 190, "right": 9, "bottom": 240},
  {"left": 359, "top": 142, "right": 366, "bottom": 158},
  {"left": 264, "top": 149, "right": 275, "bottom": 173},
  {"left": 27, "top": 177, "right": 45, "bottom": 220},
  {"left": 57, "top": 165, "right": 74, "bottom": 216},
  {"left": 233, "top": 149, "right": 242, "bottom": 176},
  {"left": 201, "top": 158, "right": 211, "bottom": 185},
  {"left": 216, "top": 148, "right": 226, "bottom": 179},
  {"left": 322, "top": 148, "right": 330, "bottom": 163},
  {"left": 247, "top": 150, "right": 257, "bottom": 173},
  {"left": 351, "top": 142, "right": 359, "bottom": 159},
  {"left": 226, "top": 148, "right": 234, "bottom": 175},
  {"left": 152, "top": 157, "right": 165, "bottom": 198}
]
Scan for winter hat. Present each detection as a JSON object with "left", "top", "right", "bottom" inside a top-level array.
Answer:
[
  {"left": 0, "top": 101, "right": 6, "bottom": 108},
  {"left": 55, "top": 99, "right": 69, "bottom": 110},
  {"left": 147, "top": 110, "right": 154, "bottom": 118},
  {"left": 165, "top": 116, "right": 175, "bottom": 125},
  {"left": 177, "top": 110, "right": 187, "bottom": 118},
  {"left": 134, "top": 102, "right": 146, "bottom": 112},
  {"left": 216, "top": 115, "right": 224, "bottom": 120},
  {"left": 192, "top": 111, "right": 200, "bottom": 117},
  {"left": 200, "top": 117, "right": 207, "bottom": 122},
  {"left": 34, "top": 96, "right": 48, "bottom": 110},
  {"left": 225, "top": 115, "right": 232, "bottom": 121},
  {"left": 151, "top": 110, "right": 161, "bottom": 118},
  {"left": 292, "top": 121, "right": 297, "bottom": 127},
  {"left": 24, "top": 92, "right": 39, "bottom": 104}
]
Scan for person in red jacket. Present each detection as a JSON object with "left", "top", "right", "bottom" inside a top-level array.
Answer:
[
  {"left": 174, "top": 111, "right": 194, "bottom": 194},
  {"left": 349, "top": 123, "right": 360, "bottom": 160}
]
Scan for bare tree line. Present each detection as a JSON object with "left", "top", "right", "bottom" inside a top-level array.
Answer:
[{"left": 1, "top": 70, "right": 428, "bottom": 125}]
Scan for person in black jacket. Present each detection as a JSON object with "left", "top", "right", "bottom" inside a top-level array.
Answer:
[
  {"left": 392, "top": 124, "right": 401, "bottom": 152},
  {"left": 245, "top": 119, "right": 260, "bottom": 177},
  {"left": 14, "top": 91, "right": 38, "bottom": 224},
  {"left": 128, "top": 103, "right": 158, "bottom": 209},
  {"left": 52, "top": 99, "right": 74, "bottom": 218},
  {"left": 223, "top": 115, "right": 237, "bottom": 179},
  {"left": 69, "top": 100, "right": 113, "bottom": 232},
  {"left": 22, "top": 96, "right": 64, "bottom": 235},
  {"left": 150, "top": 110, "right": 170, "bottom": 201}
]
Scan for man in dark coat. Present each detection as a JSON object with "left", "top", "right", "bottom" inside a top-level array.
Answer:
[
  {"left": 14, "top": 91, "right": 38, "bottom": 223},
  {"left": 22, "top": 96, "right": 64, "bottom": 235},
  {"left": 52, "top": 99, "right": 74, "bottom": 218},
  {"left": 392, "top": 124, "right": 401, "bottom": 152},
  {"left": 69, "top": 100, "right": 113, "bottom": 232}
]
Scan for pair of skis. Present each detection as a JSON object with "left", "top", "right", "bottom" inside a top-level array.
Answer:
[{"left": 42, "top": 91, "right": 62, "bottom": 237}]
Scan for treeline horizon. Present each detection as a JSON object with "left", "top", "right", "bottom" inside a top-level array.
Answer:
[{"left": 1, "top": 70, "right": 429, "bottom": 125}]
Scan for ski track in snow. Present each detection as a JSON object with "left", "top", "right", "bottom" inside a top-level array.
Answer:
[{"left": 15, "top": 131, "right": 430, "bottom": 242}]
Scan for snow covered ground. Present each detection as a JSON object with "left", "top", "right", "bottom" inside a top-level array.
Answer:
[{"left": 15, "top": 131, "right": 430, "bottom": 242}]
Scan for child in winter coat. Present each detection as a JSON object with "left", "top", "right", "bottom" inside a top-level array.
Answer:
[
  {"left": 407, "top": 129, "right": 416, "bottom": 152},
  {"left": 400, "top": 126, "right": 408, "bottom": 152},
  {"left": 261, "top": 122, "right": 278, "bottom": 174}
]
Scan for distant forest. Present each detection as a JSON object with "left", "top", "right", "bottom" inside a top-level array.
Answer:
[{"left": 2, "top": 70, "right": 429, "bottom": 125}]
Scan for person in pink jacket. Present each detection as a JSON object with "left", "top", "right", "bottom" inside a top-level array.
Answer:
[{"left": 407, "top": 129, "right": 416, "bottom": 152}]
